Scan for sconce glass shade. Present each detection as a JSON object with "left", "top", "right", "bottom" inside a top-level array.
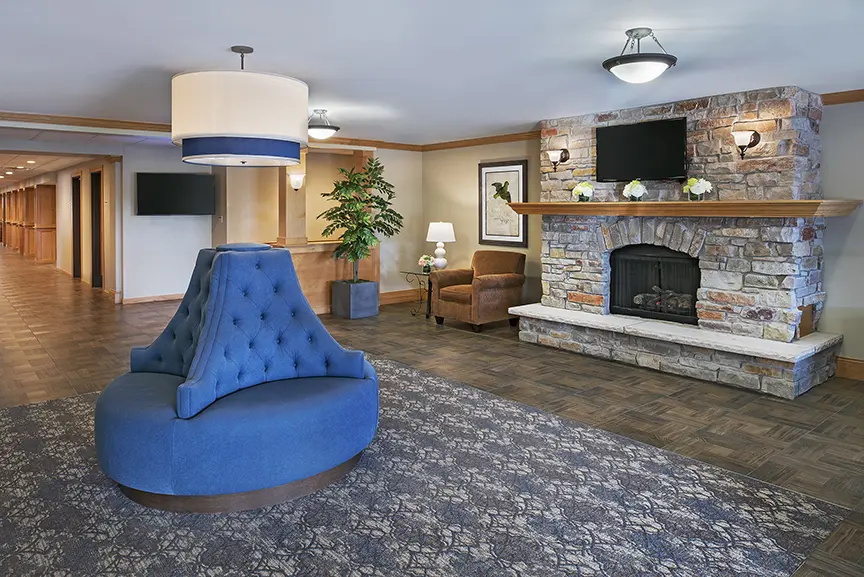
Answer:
[
  {"left": 426, "top": 222, "right": 456, "bottom": 243},
  {"left": 547, "top": 150, "right": 563, "bottom": 164},
  {"left": 289, "top": 173, "right": 306, "bottom": 191},
  {"left": 732, "top": 131, "right": 756, "bottom": 147},
  {"left": 172, "top": 71, "right": 308, "bottom": 166}
]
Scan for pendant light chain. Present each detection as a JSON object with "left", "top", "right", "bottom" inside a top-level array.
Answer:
[{"left": 649, "top": 32, "right": 670, "bottom": 55}]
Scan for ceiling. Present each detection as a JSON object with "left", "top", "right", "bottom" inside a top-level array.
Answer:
[
  {"left": 0, "top": 153, "right": 95, "bottom": 186},
  {"left": 2, "top": 0, "right": 862, "bottom": 144}
]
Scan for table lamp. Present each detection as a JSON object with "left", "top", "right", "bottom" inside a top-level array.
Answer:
[{"left": 426, "top": 222, "right": 456, "bottom": 269}]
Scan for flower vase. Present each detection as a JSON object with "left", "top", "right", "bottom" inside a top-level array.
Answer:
[
  {"left": 579, "top": 194, "right": 591, "bottom": 202},
  {"left": 628, "top": 196, "right": 643, "bottom": 202},
  {"left": 688, "top": 192, "right": 704, "bottom": 202},
  {"left": 422, "top": 265, "right": 431, "bottom": 273}
]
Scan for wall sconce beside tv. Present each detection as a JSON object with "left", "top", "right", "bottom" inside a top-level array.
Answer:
[
  {"left": 595, "top": 117, "right": 688, "bottom": 182},
  {"left": 136, "top": 173, "right": 217, "bottom": 215}
]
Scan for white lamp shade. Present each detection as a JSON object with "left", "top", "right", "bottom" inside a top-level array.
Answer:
[
  {"left": 426, "top": 222, "right": 456, "bottom": 243},
  {"left": 547, "top": 150, "right": 562, "bottom": 163},
  {"left": 172, "top": 71, "right": 309, "bottom": 166},
  {"left": 608, "top": 60, "right": 671, "bottom": 84},
  {"left": 732, "top": 130, "right": 755, "bottom": 147},
  {"left": 289, "top": 173, "right": 306, "bottom": 190}
]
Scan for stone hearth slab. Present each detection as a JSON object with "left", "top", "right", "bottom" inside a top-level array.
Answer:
[
  {"left": 510, "top": 304, "right": 841, "bottom": 399},
  {"left": 510, "top": 304, "right": 841, "bottom": 363}
]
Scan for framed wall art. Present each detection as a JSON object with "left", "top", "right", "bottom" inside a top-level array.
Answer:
[{"left": 478, "top": 160, "right": 528, "bottom": 248}]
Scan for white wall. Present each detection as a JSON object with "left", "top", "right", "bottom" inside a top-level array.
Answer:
[
  {"left": 121, "top": 145, "right": 212, "bottom": 300},
  {"left": 820, "top": 101, "right": 864, "bottom": 360},
  {"left": 376, "top": 149, "right": 424, "bottom": 292}
]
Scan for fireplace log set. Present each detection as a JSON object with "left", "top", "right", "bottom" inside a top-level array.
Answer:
[{"left": 633, "top": 285, "right": 694, "bottom": 314}]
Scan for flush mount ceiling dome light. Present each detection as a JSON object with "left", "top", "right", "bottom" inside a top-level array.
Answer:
[
  {"left": 602, "top": 27, "right": 677, "bottom": 84},
  {"left": 307, "top": 109, "right": 340, "bottom": 140},
  {"left": 171, "top": 45, "right": 309, "bottom": 167}
]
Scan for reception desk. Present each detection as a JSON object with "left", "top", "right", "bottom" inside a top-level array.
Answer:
[{"left": 273, "top": 240, "right": 380, "bottom": 314}]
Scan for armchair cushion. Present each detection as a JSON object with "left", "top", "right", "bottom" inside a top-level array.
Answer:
[
  {"left": 472, "top": 250, "right": 526, "bottom": 278},
  {"left": 439, "top": 284, "right": 472, "bottom": 304},
  {"left": 473, "top": 273, "right": 526, "bottom": 291},
  {"left": 431, "top": 268, "right": 473, "bottom": 289}
]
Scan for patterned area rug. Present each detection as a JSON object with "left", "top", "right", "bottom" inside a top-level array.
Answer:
[{"left": 0, "top": 359, "right": 846, "bottom": 576}]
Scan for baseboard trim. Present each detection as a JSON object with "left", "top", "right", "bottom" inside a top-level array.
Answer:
[
  {"left": 122, "top": 293, "right": 184, "bottom": 305},
  {"left": 380, "top": 288, "right": 421, "bottom": 306},
  {"left": 836, "top": 356, "right": 864, "bottom": 381}
]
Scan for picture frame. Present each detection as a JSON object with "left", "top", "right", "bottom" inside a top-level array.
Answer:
[{"left": 478, "top": 160, "right": 528, "bottom": 248}]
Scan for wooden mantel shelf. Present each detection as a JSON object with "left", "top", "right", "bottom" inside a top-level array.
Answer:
[{"left": 508, "top": 200, "right": 862, "bottom": 218}]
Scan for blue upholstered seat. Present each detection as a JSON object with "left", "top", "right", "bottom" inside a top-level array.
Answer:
[{"left": 95, "top": 243, "right": 378, "bottom": 498}]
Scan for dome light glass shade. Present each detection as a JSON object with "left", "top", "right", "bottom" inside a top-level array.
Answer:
[
  {"left": 602, "top": 53, "right": 677, "bottom": 84},
  {"left": 308, "top": 109, "right": 340, "bottom": 140},
  {"left": 172, "top": 70, "right": 308, "bottom": 167},
  {"left": 603, "top": 28, "right": 677, "bottom": 84}
]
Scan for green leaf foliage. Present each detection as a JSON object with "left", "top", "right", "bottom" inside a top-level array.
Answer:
[{"left": 318, "top": 156, "right": 404, "bottom": 282}]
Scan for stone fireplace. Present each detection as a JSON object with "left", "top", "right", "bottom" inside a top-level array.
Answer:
[{"left": 508, "top": 86, "right": 848, "bottom": 399}]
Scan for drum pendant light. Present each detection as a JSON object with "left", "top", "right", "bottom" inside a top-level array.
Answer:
[{"left": 172, "top": 46, "right": 309, "bottom": 166}]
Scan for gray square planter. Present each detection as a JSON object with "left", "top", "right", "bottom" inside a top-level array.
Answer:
[{"left": 332, "top": 280, "right": 379, "bottom": 319}]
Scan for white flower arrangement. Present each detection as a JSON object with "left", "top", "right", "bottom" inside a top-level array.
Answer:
[
  {"left": 623, "top": 179, "right": 647, "bottom": 200},
  {"left": 418, "top": 255, "right": 435, "bottom": 268},
  {"left": 683, "top": 177, "right": 713, "bottom": 199},
  {"left": 573, "top": 181, "right": 594, "bottom": 201}
]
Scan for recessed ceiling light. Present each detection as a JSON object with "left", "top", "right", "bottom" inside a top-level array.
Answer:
[
  {"left": 15, "top": 166, "right": 23, "bottom": 169},
  {"left": 26, "top": 160, "right": 36, "bottom": 164},
  {"left": 4, "top": 171, "right": 12, "bottom": 175},
  {"left": 0, "top": 176, "right": 4, "bottom": 179}
]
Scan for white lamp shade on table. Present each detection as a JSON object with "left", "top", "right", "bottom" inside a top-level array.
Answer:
[
  {"left": 172, "top": 71, "right": 309, "bottom": 167},
  {"left": 426, "top": 222, "right": 455, "bottom": 269},
  {"left": 426, "top": 222, "right": 456, "bottom": 243}
]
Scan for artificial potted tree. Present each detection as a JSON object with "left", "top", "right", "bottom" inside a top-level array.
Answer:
[{"left": 319, "top": 156, "right": 404, "bottom": 319}]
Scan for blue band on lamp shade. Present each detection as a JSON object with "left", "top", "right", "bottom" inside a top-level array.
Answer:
[{"left": 181, "top": 137, "right": 301, "bottom": 167}]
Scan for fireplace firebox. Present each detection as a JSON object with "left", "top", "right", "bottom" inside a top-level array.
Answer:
[{"left": 610, "top": 244, "right": 699, "bottom": 325}]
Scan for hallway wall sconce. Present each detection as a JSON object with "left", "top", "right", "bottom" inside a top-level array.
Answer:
[
  {"left": 731, "top": 129, "right": 761, "bottom": 159},
  {"left": 547, "top": 149, "right": 570, "bottom": 171},
  {"left": 289, "top": 173, "right": 306, "bottom": 191}
]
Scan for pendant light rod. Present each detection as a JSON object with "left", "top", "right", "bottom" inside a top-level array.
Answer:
[{"left": 230, "top": 45, "right": 254, "bottom": 70}]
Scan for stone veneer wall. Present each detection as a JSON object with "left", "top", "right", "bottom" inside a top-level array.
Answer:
[
  {"left": 542, "top": 215, "right": 825, "bottom": 342},
  {"left": 518, "top": 316, "right": 838, "bottom": 399},
  {"left": 540, "top": 86, "right": 823, "bottom": 202}
]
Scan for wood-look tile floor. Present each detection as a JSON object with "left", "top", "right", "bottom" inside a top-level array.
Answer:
[{"left": 1, "top": 246, "right": 862, "bottom": 576}]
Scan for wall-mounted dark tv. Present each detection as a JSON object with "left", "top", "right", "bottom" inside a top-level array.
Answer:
[
  {"left": 595, "top": 118, "right": 687, "bottom": 182},
  {"left": 136, "top": 173, "right": 216, "bottom": 215}
]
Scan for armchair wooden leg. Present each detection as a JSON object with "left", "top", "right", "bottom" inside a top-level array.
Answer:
[
  {"left": 509, "top": 317, "right": 519, "bottom": 327},
  {"left": 471, "top": 324, "right": 483, "bottom": 333},
  {"left": 435, "top": 316, "right": 444, "bottom": 325}
]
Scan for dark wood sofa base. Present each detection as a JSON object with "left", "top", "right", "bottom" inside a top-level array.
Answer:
[{"left": 118, "top": 452, "right": 363, "bottom": 514}]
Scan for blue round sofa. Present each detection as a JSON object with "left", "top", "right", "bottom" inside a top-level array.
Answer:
[{"left": 94, "top": 244, "right": 378, "bottom": 512}]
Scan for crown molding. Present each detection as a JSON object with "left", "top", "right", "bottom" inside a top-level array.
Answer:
[
  {"left": 822, "top": 89, "right": 864, "bottom": 106},
  {"left": 420, "top": 130, "right": 541, "bottom": 152},
  {"left": 0, "top": 110, "right": 171, "bottom": 133},
  {"left": 323, "top": 136, "right": 423, "bottom": 152}
]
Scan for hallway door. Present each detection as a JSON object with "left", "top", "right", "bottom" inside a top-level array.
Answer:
[
  {"left": 72, "top": 176, "right": 81, "bottom": 279},
  {"left": 90, "top": 171, "right": 103, "bottom": 289}
]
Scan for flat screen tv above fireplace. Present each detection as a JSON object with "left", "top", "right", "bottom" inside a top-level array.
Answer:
[{"left": 596, "top": 117, "right": 687, "bottom": 182}]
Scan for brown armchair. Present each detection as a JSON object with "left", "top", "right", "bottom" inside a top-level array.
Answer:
[{"left": 431, "top": 250, "right": 526, "bottom": 332}]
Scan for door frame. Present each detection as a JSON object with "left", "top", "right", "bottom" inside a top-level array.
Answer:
[{"left": 71, "top": 173, "right": 82, "bottom": 279}]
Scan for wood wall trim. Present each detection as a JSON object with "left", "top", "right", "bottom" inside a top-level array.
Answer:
[
  {"left": 380, "top": 288, "right": 422, "bottom": 306},
  {"left": 836, "top": 356, "right": 864, "bottom": 381},
  {"left": 822, "top": 89, "right": 864, "bottom": 106},
  {"left": 0, "top": 110, "right": 171, "bottom": 133},
  {"left": 122, "top": 293, "right": 184, "bottom": 305},
  {"left": 508, "top": 200, "right": 862, "bottom": 218},
  {"left": 421, "top": 130, "right": 542, "bottom": 152},
  {"left": 324, "top": 136, "right": 424, "bottom": 152}
]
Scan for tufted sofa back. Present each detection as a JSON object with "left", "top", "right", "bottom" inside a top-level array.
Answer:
[
  {"left": 130, "top": 248, "right": 217, "bottom": 376},
  {"left": 176, "top": 247, "right": 365, "bottom": 419}
]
